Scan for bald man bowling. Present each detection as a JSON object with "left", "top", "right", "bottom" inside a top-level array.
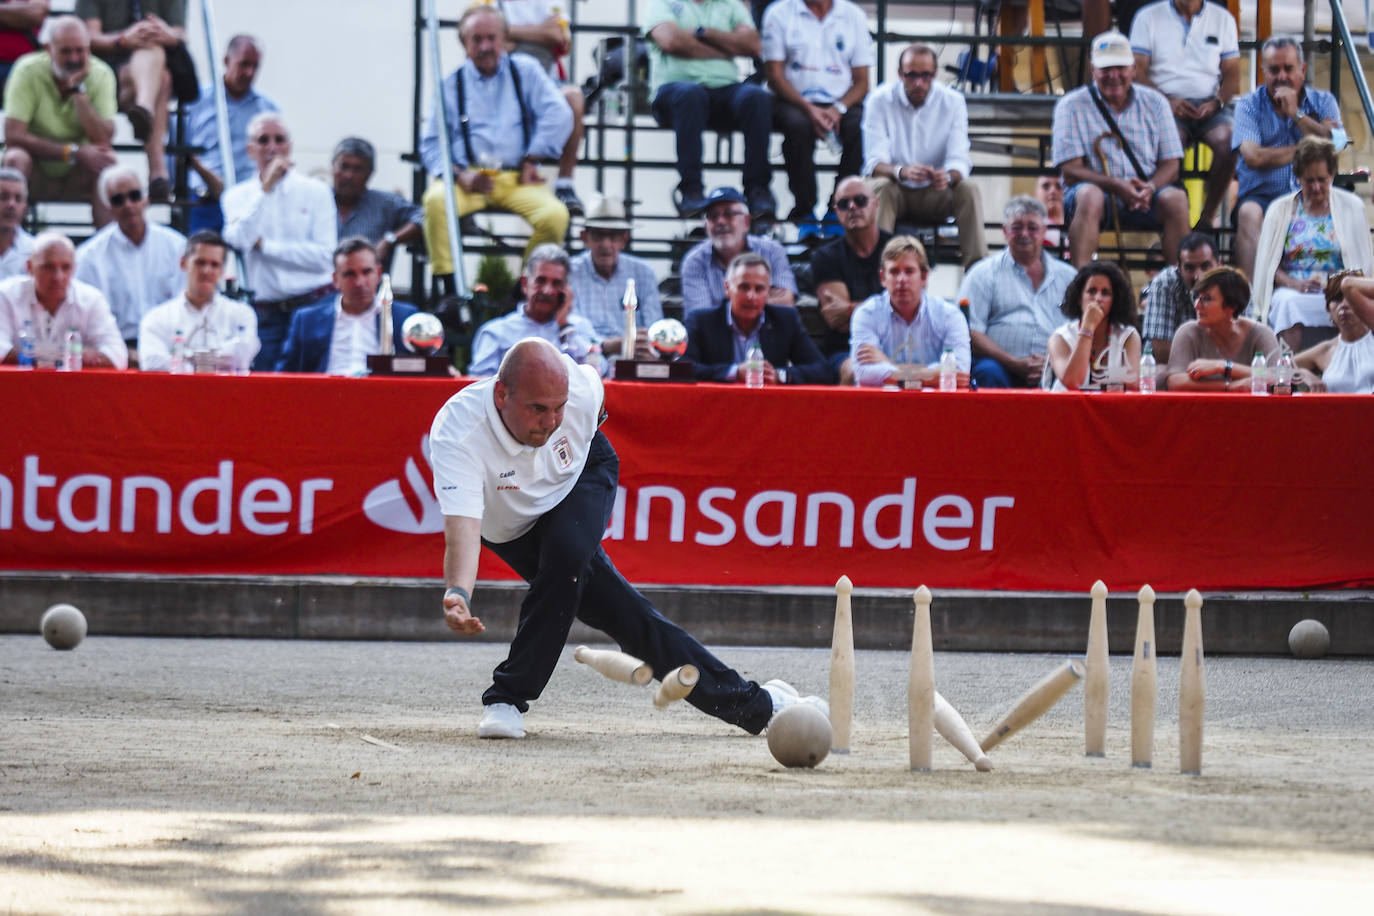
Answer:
[{"left": 430, "top": 337, "right": 823, "bottom": 738}]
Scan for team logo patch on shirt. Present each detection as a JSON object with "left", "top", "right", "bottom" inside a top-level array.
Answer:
[{"left": 551, "top": 435, "right": 574, "bottom": 471}]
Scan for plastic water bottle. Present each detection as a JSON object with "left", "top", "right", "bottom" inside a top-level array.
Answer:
[
  {"left": 1273, "top": 347, "right": 1294, "bottom": 395},
  {"left": 16, "top": 319, "right": 34, "bottom": 369},
  {"left": 1250, "top": 349, "right": 1268, "bottom": 395},
  {"left": 61, "top": 327, "right": 82, "bottom": 371},
  {"left": 823, "top": 130, "right": 842, "bottom": 156},
  {"left": 170, "top": 329, "right": 187, "bottom": 374},
  {"left": 744, "top": 344, "right": 765, "bottom": 388},
  {"left": 1138, "top": 341, "right": 1156, "bottom": 394},
  {"left": 938, "top": 347, "right": 957, "bottom": 392},
  {"left": 233, "top": 325, "right": 253, "bottom": 375}
]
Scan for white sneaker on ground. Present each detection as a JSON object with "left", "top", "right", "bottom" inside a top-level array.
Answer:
[
  {"left": 762, "top": 679, "right": 830, "bottom": 720},
  {"left": 477, "top": 702, "right": 526, "bottom": 739}
]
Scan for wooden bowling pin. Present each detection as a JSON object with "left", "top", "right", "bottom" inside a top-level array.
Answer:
[
  {"left": 908, "top": 585, "right": 934, "bottom": 772},
  {"left": 1130, "top": 585, "right": 1157, "bottom": 768},
  {"left": 1084, "top": 580, "right": 1109, "bottom": 757},
  {"left": 830, "top": 575, "right": 855, "bottom": 754},
  {"left": 1179, "top": 589, "right": 1205, "bottom": 775}
]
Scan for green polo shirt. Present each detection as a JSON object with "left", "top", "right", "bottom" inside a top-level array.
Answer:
[
  {"left": 3, "top": 51, "right": 118, "bottom": 177},
  {"left": 645, "top": 0, "right": 751, "bottom": 95}
]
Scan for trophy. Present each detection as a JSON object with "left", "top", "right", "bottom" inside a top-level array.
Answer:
[
  {"left": 366, "top": 278, "right": 451, "bottom": 376},
  {"left": 612, "top": 282, "right": 693, "bottom": 381}
]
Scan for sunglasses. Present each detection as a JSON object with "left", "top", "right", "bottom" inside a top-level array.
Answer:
[
  {"left": 835, "top": 194, "right": 869, "bottom": 212},
  {"left": 254, "top": 133, "right": 289, "bottom": 144},
  {"left": 108, "top": 189, "right": 143, "bottom": 207}
]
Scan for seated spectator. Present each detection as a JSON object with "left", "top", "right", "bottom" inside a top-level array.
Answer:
[
  {"left": 760, "top": 0, "right": 871, "bottom": 233},
  {"left": 645, "top": 0, "right": 774, "bottom": 218},
  {"left": 1045, "top": 260, "right": 1142, "bottom": 390},
  {"left": 0, "top": 230, "right": 127, "bottom": 368},
  {"left": 1036, "top": 174, "right": 1066, "bottom": 253},
  {"left": 862, "top": 43, "right": 987, "bottom": 270},
  {"left": 1252, "top": 137, "right": 1373, "bottom": 352},
  {"left": 684, "top": 251, "right": 832, "bottom": 384},
  {"left": 568, "top": 195, "right": 661, "bottom": 358},
  {"left": 468, "top": 243, "right": 597, "bottom": 376},
  {"left": 138, "top": 230, "right": 257, "bottom": 372},
  {"left": 80, "top": 0, "right": 182, "bottom": 201},
  {"left": 75, "top": 164, "right": 185, "bottom": 365},
  {"left": 420, "top": 5, "right": 571, "bottom": 289},
  {"left": 812, "top": 176, "right": 892, "bottom": 379},
  {"left": 276, "top": 238, "right": 416, "bottom": 375},
  {"left": 681, "top": 186, "right": 795, "bottom": 315},
  {"left": 850, "top": 235, "right": 970, "bottom": 387},
  {"left": 1140, "top": 231, "right": 1219, "bottom": 364},
  {"left": 0, "top": 166, "right": 35, "bottom": 280},
  {"left": 1129, "top": 0, "right": 1240, "bottom": 230},
  {"left": 169, "top": 33, "right": 278, "bottom": 233},
  {"left": 499, "top": 0, "right": 585, "bottom": 215},
  {"left": 1292, "top": 271, "right": 1373, "bottom": 393},
  {"left": 1051, "top": 31, "right": 1189, "bottom": 268},
  {"left": 0, "top": 1, "right": 47, "bottom": 93},
  {"left": 331, "top": 136, "right": 423, "bottom": 274},
  {"left": 1165, "top": 265, "right": 1279, "bottom": 392},
  {"left": 1232, "top": 36, "right": 1341, "bottom": 286},
  {"left": 2, "top": 15, "right": 118, "bottom": 226},
  {"left": 221, "top": 111, "right": 338, "bottom": 372},
  {"left": 958, "top": 195, "right": 1077, "bottom": 388}
]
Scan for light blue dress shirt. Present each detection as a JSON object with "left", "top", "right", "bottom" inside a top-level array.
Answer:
[
  {"left": 467, "top": 304, "right": 598, "bottom": 376},
  {"left": 568, "top": 251, "right": 663, "bottom": 338},
  {"left": 170, "top": 85, "right": 280, "bottom": 194},
  {"left": 850, "top": 290, "right": 971, "bottom": 386}
]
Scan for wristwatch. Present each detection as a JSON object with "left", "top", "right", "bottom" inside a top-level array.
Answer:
[
  {"left": 832, "top": 101, "right": 847, "bottom": 115},
  {"left": 777, "top": 367, "right": 789, "bottom": 385},
  {"left": 383, "top": 230, "right": 398, "bottom": 246}
]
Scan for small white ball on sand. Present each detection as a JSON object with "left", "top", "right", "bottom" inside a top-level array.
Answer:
[
  {"left": 767, "top": 705, "right": 832, "bottom": 768},
  {"left": 1288, "top": 619, "right": 1329, "bottom": 659},
  {"left": 41, "top": 603, "right": 87, "bottom": 650}
]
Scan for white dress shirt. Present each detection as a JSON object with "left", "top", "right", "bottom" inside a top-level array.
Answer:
[
  {"left": 326, "top": 298, "right": 382, "bottom": 376},
  {"left": 0, "top": 275, "right": 128, "bottom": 368},
  {"left": 75, "top": 222, "right": 187, "bottom": 340},
  {"left": 0, "top": 228, "right": 35, "bottom": 282},
  {"left": 861, "top": 79, "right": 973, "bottom": 184},
  {"left": 221, "top": 169, "right": 337, "bottom": 302},
  {"left": 138, "top": 292, "right": 260, "bottom": 372}
]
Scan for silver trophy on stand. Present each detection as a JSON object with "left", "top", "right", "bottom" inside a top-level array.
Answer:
[
  {"left": 613, "top": 278, "right": 693, "bottom": 381},
  {"left": 366, "top": 273, "right": 451, "bottom": 376}
]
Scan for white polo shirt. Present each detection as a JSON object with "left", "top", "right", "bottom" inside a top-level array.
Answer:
[
  {"left": 429, "top": 354, "right": 604, "bottom": 543},
  {"left": 1129, "top": 0, "right": 1239, "bottom": 101},
  {"left": 761, "top": 0, "right": 874, "bottom": 104}
]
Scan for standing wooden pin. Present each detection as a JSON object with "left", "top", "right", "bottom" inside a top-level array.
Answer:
[
  {"left": 1179, "top": 588, "right": 1205, "bottom": 775},
  {"left": 829, "top": 575, "right": 855, "bottom": 754},
  {"left": 908, "top": 585, "right": 934, "bottom": 772},
  {"left": 1084, "top": 579, "right": 1109, "bottom": 757},
  {"left": 1130, "top": 584, "right": 1158, "bottom": 768}
]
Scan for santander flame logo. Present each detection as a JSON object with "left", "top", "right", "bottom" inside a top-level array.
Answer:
[{"left": 363, "top": 435, "right": 444, "bottom": 534}]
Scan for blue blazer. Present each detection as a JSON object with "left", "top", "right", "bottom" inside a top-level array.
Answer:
[
  {"left": 684, "top": 303, "right": 834, "bottom": 384},
  {"left": 276, "top": 297, "right": 419, "bottom": 372}
]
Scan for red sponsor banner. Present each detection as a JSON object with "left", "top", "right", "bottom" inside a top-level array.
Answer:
[{"left": 2, "top": 368, "right": 1372, "bottom": 591}]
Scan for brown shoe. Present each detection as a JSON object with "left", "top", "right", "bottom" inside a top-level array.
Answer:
[{"left": 126, "top": 105, "right": 152, "bottom": 142}]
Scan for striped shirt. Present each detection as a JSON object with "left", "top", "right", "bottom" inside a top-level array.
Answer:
[
  {"left": 680, "top": 235, "right": 797, "bottom": 315},
  {"left": 1233, "top": 84, "right": 1341, "bottom": 201},
  {"left": 568, "top": 251, "right": 663, "bottom": 338},
  {"left": 957, "top": 249, "right": 1077, "bottom": 359},
  {"left": 1052, "top": 84, "right": 1183, "bottom": 186}
]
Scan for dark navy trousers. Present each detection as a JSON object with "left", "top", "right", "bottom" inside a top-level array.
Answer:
[{"left": 481, "top": 431, "right": 774, "bottom": 734}]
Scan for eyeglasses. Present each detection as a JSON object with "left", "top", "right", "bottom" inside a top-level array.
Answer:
[
  {"left": 835, "top": 194, "right": 869, "bottom": 212},
  {"left": 254, "top": 133, "right": 289, "bottom": 145},
  {"left": 899, "top": 70, "right": 936, "bottom": 83},
  {"left": 108, "top": 189, "right": 143, "bottom": 207}
]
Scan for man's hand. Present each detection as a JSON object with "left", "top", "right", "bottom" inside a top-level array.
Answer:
[
  {"left": 554, "top": 286, "right": 574, "bottom": 325},
  {"left": 1020, "top": 353, "right": 1045, "bottom": 384},
  {"left": 443, "top": 591, "right": 485, "bottom": 635},
  {"left": 1123, "top": 177, "right": 1154, "bottom": 212},
  {"left": 808, "top": 103, "right": 839, "bottom": 138},
  {"left": 142, "top": 14, "right": 181, "bottom": 46},
  {"left": 929, "top": 169, "right": 950, "bottom": 191},
  {"left": 735, "top": 360, "right": 779, "bottom": 384},
  {"left": 1272, "top": 85, "right": 1299, "bottom": 120},
  {"left": 457, "top": 168, "right": 494, "bottom": 194},
  {"left": 120, "top": 19, "right": 162, "bottom": 50},
  {"left": 57, "top": 60, "right": 89, "bottom": 94},
  {"left": 898, "top": 163, "right": 933, "bottom": 185},
  {"left": 83, "top": 351, "right": 115, "bottom": 369},
  {"left": 855, "top": 342, "right": 889, "bottom": 365},
  {"left": 518, "top": 159, "right": 544, "bottom": 185},
  {"left": 74, "top": 144, "right": 117, "bottom": 173},
  {"left": 1170, "top": 97, "right": 1200, "bottom": 120},
  {"left": 260, "top": 156, "right": 290, "bottom": 193}
]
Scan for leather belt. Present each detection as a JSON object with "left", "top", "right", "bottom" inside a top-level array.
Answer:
[{"left": 255, "top": 284, "right": 336, "bottom": 311}]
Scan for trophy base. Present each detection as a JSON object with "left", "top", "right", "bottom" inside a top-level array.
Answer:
[
  {"left": 613, "top": 359, "right": 695, "bottom": 382},
  {"left": 366, "top": 354, "right": 451, "bottom": 376}
]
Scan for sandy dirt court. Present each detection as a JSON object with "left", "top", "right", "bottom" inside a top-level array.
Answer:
[{"left": 3, "top": 634, "right": 1373, "bottom": 914}]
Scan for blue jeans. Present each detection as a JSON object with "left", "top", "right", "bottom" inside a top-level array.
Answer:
[
  {"left": 253, "top": 288, "right": 332, "bottom": 372},
  {"left": 651, "top": 81, "right": 772, "bottom": 194}
]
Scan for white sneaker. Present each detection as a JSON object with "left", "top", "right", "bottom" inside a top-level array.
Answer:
[
  {"left": 762, "top": 678, "right": 830, "bottom": 720},
  {"left": 477, "top": 702, "right": 526, "bottom": 739}
]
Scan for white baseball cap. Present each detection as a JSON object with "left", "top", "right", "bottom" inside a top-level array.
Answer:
[{"left": 1090, "top": 31, "right": 1134, "bottom": 69}]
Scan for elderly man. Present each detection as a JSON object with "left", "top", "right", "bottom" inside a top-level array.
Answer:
[
  {"left": 331, "top": 136, "right": 423, "bottom": 273},
  {"left": 2, "top": 15, "right": 118, "bottom": 225},
  {"left": 684, "top": 251, "right": 832, "bottom": 384},
  {"left": 0, "top": 231, "right": 126, "bottom": 368},
  {"left": 430, "top": 336, "right": 824, "bottom": 738},
  {"left": 75, "top": 165, "right": 185, "bottom": 361},
  {"left": 138, "top": 230, "right": 257, "bottom": 372},
  {"left": 680, "top": 187, "right": 795, "bottom": 315},
  {"left": 222, "top": 111, "right": 338, "bottom": 373},
  {"left": 850, "top": 235, "right": 969, "bottom": 388},
  {"left": 811, "top": 176, "right": 892, "bottom": 377},
  {"left": 420, "top": 4, "right": 571, "bottom": 290},
  {"left": 646, "top": 0, "right": 774, "bottom": 219},
  {"left": 468, "top": 243, "right": 597, "bottom": 376},
  {"left": 761, "top": 0, "right": 872, "bottom": 231},
  {"left": 276, "top": 238, "right": 416, "bottom": 375},
  {"left": 1052, "top": 30, "right": 1190, "bottom": 268},
  {"left": 1140, "top": 231, "right": 1220, "bottom": 364},
  {"left": 956, "top": 195, "right": 1077, "bottom": 388},
  {"left": 567, "top": 195, "right": 661, "bottom": 358},
  {"left": 1231, "top": 36, "right": 1342, "bottom": 286},
  {"left": 0, "top": 166, "right": 34, "bottom": 280},
  {"left": 861, "top": 43, "right": 986, "bottom": 270},
  {"left": 1129, "top": 0, "right": 1240, "bottom": 231},
  {"left": 170, "top": 34, "right": 278, "bottom": 233}
]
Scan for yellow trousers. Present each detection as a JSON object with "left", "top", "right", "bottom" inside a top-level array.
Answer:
[{"left": 421, "top": 172, "right": 569, "bottom": 274}]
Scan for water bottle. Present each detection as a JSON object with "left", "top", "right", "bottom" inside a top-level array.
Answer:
[
  {"left": 1138, "top": 341, "right": 1156, "bottom": 394},
  {"left": 233, "top": 325, "right": 252, "bottom": 375},
  {"left": 823, "top": 130, "right": 842, "bottom": 156},
  {"left": 1250, "top": 349, "right": 1268, "bottom": 395},
  {"left": 938, "top": 346, "right": 957, "bottom": 392},
  {"left": 16, "top": 319, "right": 35, "bottom": 369},
  {"left": 1273, "top": 347, "right": 1294, "bottom": 395},
  {"left": 744, "top": 344, "right": 765, "bottom": 388},
  {"left": 170, "top": 329, "right": 187, "bottom": 374},
  {"left": 61, "top": 327, "right": 82, "bottom": 371}
]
